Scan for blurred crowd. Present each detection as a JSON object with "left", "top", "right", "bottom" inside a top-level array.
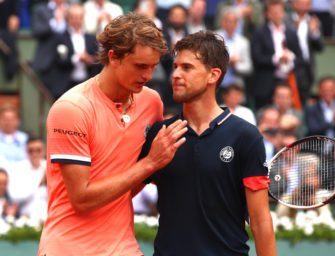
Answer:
[{"left": 1, "top": 0, "right": 335, "bottom": 228}]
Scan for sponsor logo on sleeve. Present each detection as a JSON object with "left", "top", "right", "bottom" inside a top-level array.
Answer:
[{"left": 53, "top": 128, "right": 87, "bottom": 137}]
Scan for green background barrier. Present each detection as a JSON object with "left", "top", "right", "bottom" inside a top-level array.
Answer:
[{"left": 1, "top": 240, "right": 335, "bottom": 256}]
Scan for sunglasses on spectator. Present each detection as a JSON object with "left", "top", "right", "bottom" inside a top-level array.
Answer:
[{"left": 27, "top": 148, "right": 43, "bottom": 154}]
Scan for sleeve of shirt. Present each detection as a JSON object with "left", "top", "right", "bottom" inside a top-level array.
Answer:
[
  {"left": 47, "top": 100, "right": 91, "bottom": 166},
  {"left": 138, "top": 121, "right": 163, "bottom": 184},
  {"left": 241, "top": 125, "right": 269, "bottom": 191}
]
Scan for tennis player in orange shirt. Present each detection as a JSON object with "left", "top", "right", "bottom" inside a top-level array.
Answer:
[{"left": 38, "top": 13, "right": 187, "bottom": 256}]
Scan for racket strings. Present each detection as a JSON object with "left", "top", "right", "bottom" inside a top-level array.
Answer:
[{"left": 269, "top": 138, "right": 335, "bottom": 208}]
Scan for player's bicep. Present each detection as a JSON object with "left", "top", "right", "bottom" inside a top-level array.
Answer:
[
  {"left": 245, "top": 188, "right": 271, "bottom": 221},
  {"left": 59, "top": 163, "right": 91, "bottom": 209}
]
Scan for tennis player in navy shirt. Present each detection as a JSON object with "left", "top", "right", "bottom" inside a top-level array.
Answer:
[{"left": 140, "top": 30, "right": 277, "bottom": 256}]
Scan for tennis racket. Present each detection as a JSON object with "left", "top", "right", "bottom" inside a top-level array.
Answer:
[{"left": 267, "top": 135, "right": 335, "bottom": 209}]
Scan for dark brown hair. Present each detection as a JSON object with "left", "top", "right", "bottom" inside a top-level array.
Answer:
[{"left": 173, "top": 30, "right": 229, "bottom": 88}]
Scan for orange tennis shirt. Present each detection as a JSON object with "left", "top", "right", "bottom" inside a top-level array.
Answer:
[{"left": 38, "top": 77, "right": 163, "bottom": 256}]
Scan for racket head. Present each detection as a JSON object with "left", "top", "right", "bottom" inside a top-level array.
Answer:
[{"left": 268, "top": 135, "right": 335, "bottom": 209}]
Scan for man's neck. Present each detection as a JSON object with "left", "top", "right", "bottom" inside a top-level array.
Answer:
[
  {"left": 97, "top": 68, "right": 130, "bottom": 104},
  {"left": 183, "top": 98, "right": 223, "bottom": 135}
]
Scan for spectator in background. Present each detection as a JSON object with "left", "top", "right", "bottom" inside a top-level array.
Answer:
[
  {"left": 271, "top": 82, "right": 304, "bottom": 137},
  {"left": 220, "top": 81, "right": 257, "bottom": 125},
  {"left": 305, "top": 76, "right": 335, "bottom": 136},
  {"left": 83, "top": 0, "right": 123, "bottom": 34},
  {"left": 286, "top": 0, "right": 324, "bottom": 106},
  {"left": 310, "top": 0, "right": 334, "bottom": 37},
  {"left": 0, "top": 169, "right": 17, "bottom": 227},
  {"left": 47, "top": 4, "right": 101, "bottom": 99},
  {"left": 7, "top": 136, "right": 47, "bottom": 225},
  {"left": 135, "top": 0, "right": 163, "bottom": 29},
  {"left": 31, "top": 0, "right": 68, "bottom": 98},
  {"left": 133, "top": 183, "right": 158, "bottom": 216},
  {"left": 215, "top": 8, "right": 253, "bottom": 89},
  {"left": 187, "top": 0, "right": 207, "bottom": 34},
  {"left": 0, "top": 0, "right": 20, "bottom": 81},
  {"left": 257, "top": 106, "right": 281, "bottom": 161},
  {"left": 215, "top": 0, "right": 265, "bottom": 39},
  {"left": 251, "top": 0, "right": 303, "bottom": 110},
  {"left": 161, "top": 4, "right": 189, "bottom": 109},
  {"left": 155, "top": 0, "right": 191, "bottom": 25},
  {"left": 134, "top": 0, "right": 167, "bottom": 95},
  {"left": 0, "top": 104, "right": 28, "bottom": 163}
]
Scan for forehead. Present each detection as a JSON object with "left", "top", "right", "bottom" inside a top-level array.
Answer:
[
  {"left": 124, "top": 44, "right": 161, "bottom": 64},
  {"left": 320, "top": 79, "right": 335, "bottom": 87},
  {"left": 174, "top": 49, "right": 202, "bottom": 64},
  {"left": 27, "top": 140, "right": 44, "bottom": 147}
]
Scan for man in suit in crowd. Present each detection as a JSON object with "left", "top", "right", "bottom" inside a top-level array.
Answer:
[
  {"left": 31, "top": 0, "right": 68, "bottom": 99},
  {"left": 0, "top": 0, "right": 20, "bottom": 81},
  {"left": 285, "top": 0, "right": 324, "bottom": 106},
  {"left": 160, "top": 4, "right": 189, "bottom": 109},
  {"left": 305, "top": 76, "right": 335, "bottom": 137},
  {"left": 50, "top": 4, "right": 101, "bottom": 98},
  {"left": 251, "top": 0, "right": 303, "bottom": 110}
]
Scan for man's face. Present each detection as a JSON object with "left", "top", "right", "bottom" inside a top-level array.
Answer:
[
  {"left": 53, "top": 0, "right": 67, "bottom": 6},
  {"left": 27, "top": 140, "right": 45, "bottom": 166},
  {"left": 273, "top": 86, "right": 292, "bottom": 111},
  {"left": 222, "top": 12, "right": 238, "bottom": 35},
  {"left": 110, "top": 44, "right": 161, "bottom": 94},
  {"left": 266, "top": 4, "right": 285, "bottom": 26},
  {"left": 292, "top": 0, "right": 311, "bottom": 16},
  {"left": 0, "top": 110, "right": 19, "bottom": 135},
  {"left": 168, "top": 6, "right": 187, "bottom": 31},
  {"left": 318, "top": 79, "right": 335, "bottom": 104},
  {"left": 67, "top": 6, "right": 84, "bottom": 31},
  {"left": 171, "top": 50, "right": 211, "bottom": 103}
]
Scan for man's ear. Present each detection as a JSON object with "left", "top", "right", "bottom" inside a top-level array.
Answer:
[
  {"left": 108, "top": 50, "right": 119, "bottom": 65},
  {"left": 208, "top": 68, "right": 222, "bottom": 85}
]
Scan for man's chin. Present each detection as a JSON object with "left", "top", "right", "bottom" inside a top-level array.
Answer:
[{"left": 173, "top": 95, "right": 185, "bottom": 103}]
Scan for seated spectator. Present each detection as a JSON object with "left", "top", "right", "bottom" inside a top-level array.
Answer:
[
  {"left": 0, "top": 0, "right": 20, "bottom": 81},
  {"left": 83, "top": 0, "right": 123, "bottom": 34},
  {"left": 215, "top": 8, "right": 253, "bottom": 89},
  {"left": 271, "top": 82, "right": 304, "bottom": 137},
  {"left": 0, "top": 104, "right": 28, "bottom": 163},
  {"left": 220, "top": 81, "right": 256, "bottom": 125},
  {"left": 0, "top": 168, "right": 17, "bottom": 229},
  {"left": 7, "top": 136, "right": 47, "bottom": 224},
  {"left": 133, "top": 183, "right": 158, "bottom": 216},
  {"left": 275, "top": 134, "right": 334, "bottom": 222},
  {"left": 187, "top": 0, "right": 207, "bottom": 34},
  {"left": 279, "top": 113, "right": 302, "bottom": 138},
  {"left": 257, "top": 106, "right": 281, "bottom": 161},
  {"left": 305, "top": 76, "right": 335, "bottom": 137}
]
